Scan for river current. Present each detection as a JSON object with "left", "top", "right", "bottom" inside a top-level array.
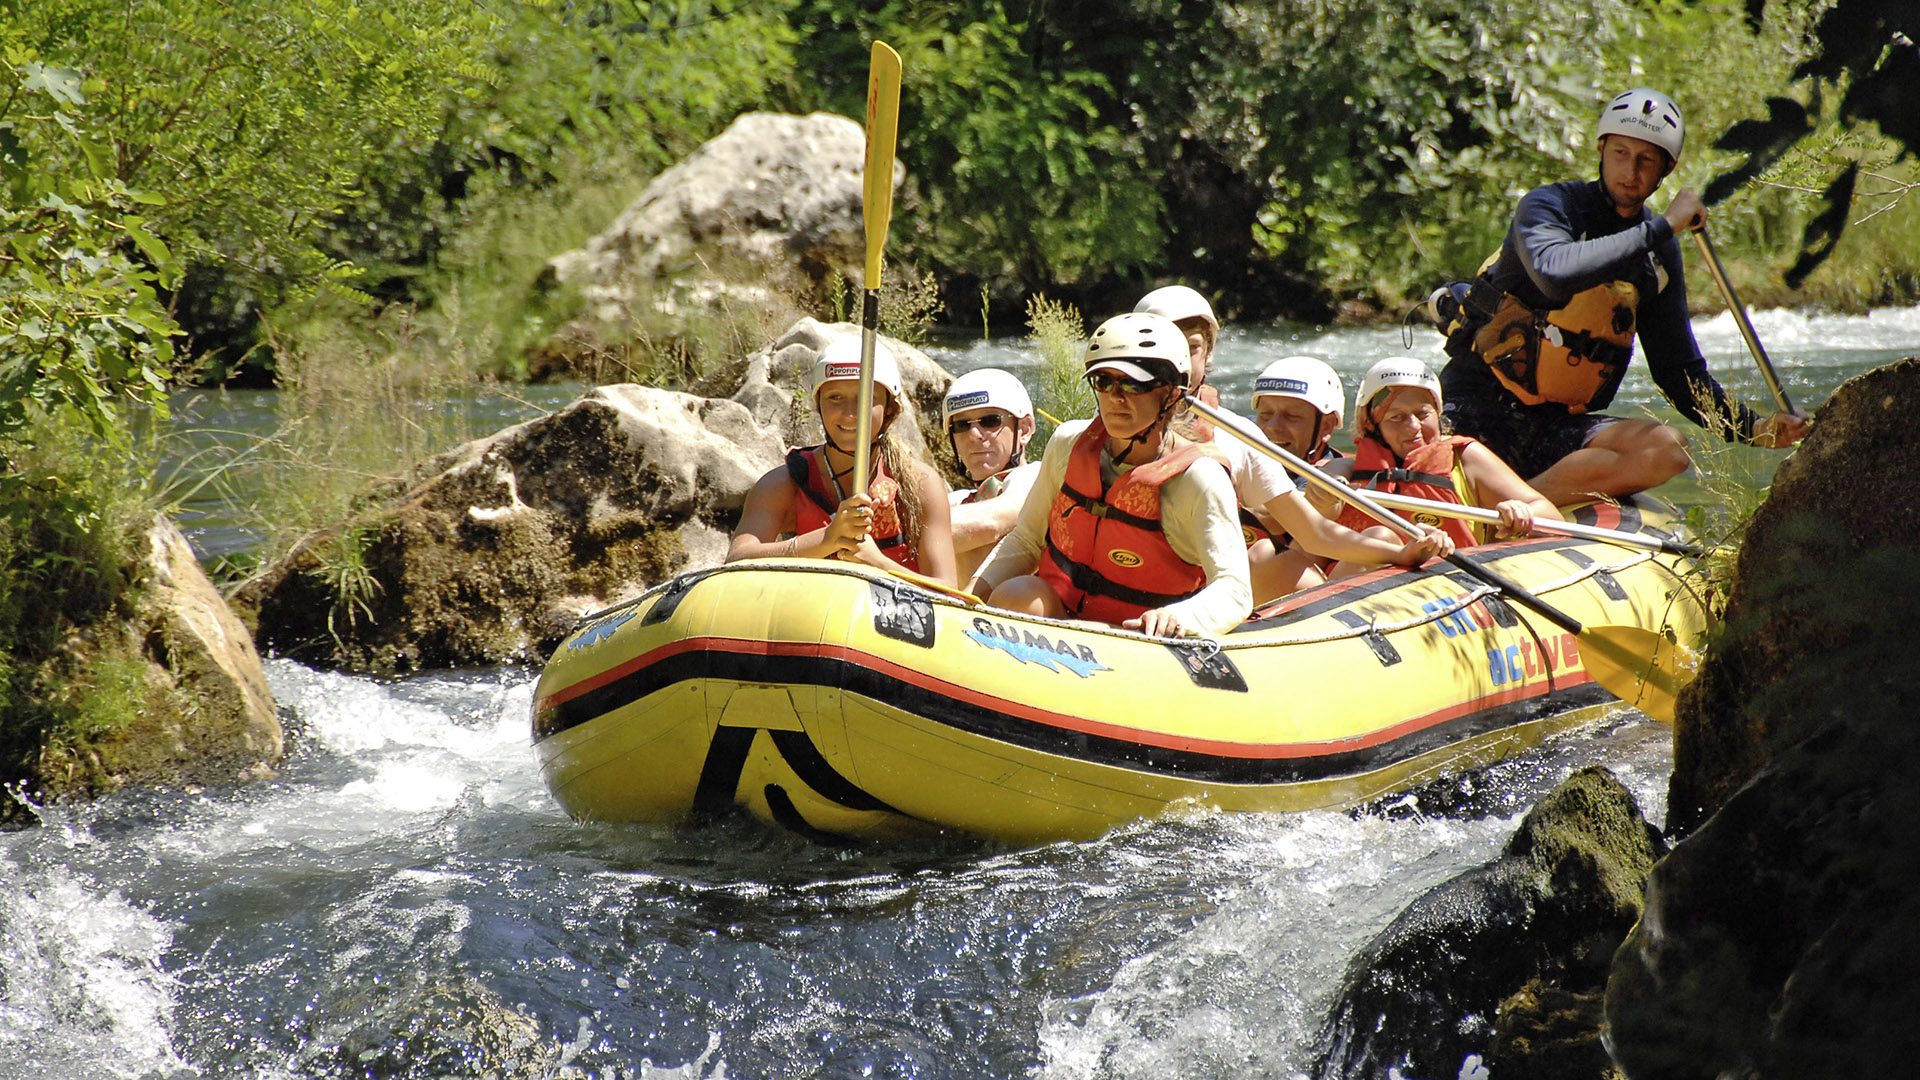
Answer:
[{"left": 3, "top": 307, "right": 1915, "bottom": 1079}]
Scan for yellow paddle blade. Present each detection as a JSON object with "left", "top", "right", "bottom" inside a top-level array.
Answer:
[
  {"left": 1578, "top": 624, "right": 1702, "bottom": 724},
  {"left": 863, "top": 41, "right": 903, "bottom": 289}
]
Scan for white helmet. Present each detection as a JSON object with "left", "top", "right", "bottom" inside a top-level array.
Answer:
[
  {"left": 1355, "top": 357, "right": 1443, "bottom": 420},
  {"left": 1134, "top": 285, "right": 1219, "bottom": 339},
  {"left": 942, "top": 368, "right": 1033, "bottom": 428},
  {"left": 805, "top": 337, "right": 903, "bottom": 406},
  {"left": 1252, "top": 355, "right": 1344, "bottom": 427},
  {"left": 1083, "top": 312, "right": 1191, "bottom": 387},
  {"left": 1597, "top": 88, "right": 1684, "bottom": 164}
]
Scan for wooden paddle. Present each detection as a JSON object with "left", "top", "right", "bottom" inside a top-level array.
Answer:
[
  {"left": 1690, "top": 223, "right": 1796, "bottom": 417},
  {"left": 1345, "top": 488, "right": 1707, "bottom": 557},
  {"left": 852, "top": 40, "right": 902, "bottom": 497},
  {"left": 1185, "top": 394, "right": 1698, "bottom": 721}
]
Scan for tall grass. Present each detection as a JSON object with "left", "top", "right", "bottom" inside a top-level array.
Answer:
[
  {"left": 215, "top": 300, "right": 496, "bottom": 597},
  {"left": 1026, "top": 295, "right": 1090, "bottom": 449}
]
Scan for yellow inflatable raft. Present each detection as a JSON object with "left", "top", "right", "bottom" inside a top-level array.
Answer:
[{"left": 532, "top": 501, "right": 1708, "bottom": 844}]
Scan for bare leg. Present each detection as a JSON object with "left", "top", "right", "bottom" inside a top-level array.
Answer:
[
  {"left": 986, "top": 574, "right": 1069, "bottom": 618},
  {"left": 1249, "top": 540, "right": 1328, "bottom": 605},
  {"left": 1328, "top": 526, "right": 1401, "bottom": 580},
  {"left": 1527, "top": 419, "right": 1689, "bottom": 506}
]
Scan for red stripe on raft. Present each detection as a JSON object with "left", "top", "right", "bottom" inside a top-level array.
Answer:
[{"left": 537, "top": 635, "right": 1596, "bottom": 763}]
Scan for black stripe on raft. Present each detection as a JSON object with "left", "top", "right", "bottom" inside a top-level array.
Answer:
[
  {"left": 768, "top": 729, "right": 899, "bottom": 812},
  {"left": 763, "top": 785, "right": 854, "bottom": 846},
  {"left": 692, "top": 725, "right": 756, "bottom": 819},
  {"left": 536, "top": 649, "right": 1614, "bottom": 786}
]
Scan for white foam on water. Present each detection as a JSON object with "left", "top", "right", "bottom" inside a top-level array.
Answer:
[
  {"left": 1035, "top": 807, "right": 1518, "bottom": 1080},
  {"left": 0, "top": 855, "right": 187, "bottom": 1080},
  {"left": 144, "top": 660, "right": 551, "bottom": 863}
]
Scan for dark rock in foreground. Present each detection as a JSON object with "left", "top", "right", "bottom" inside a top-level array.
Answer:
[
  {"left": 1314, "top": 767, "right": 1662, "bottom": 1079},
  {"left": 1606, "top": 357, "right": 1920, "bottom": 1078}
]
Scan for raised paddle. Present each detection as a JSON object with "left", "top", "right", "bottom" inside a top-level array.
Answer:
[
  {"left": 1184, "top": 393, "right": 1698, "bottom": 721},
  {"left": 852, "top": 40, "right": 903, "bottom": 497},
  {"left": 1690, "top": 223, "right": 1796, "bottom": 417},
  {"left": 1343, "top": 488, "right": 1707, "bottom": 557}
]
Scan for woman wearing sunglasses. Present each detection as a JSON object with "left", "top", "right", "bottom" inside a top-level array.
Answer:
[
  {"left": 727, "top": 338, "right": 957, "bottom": 586},
  {"left": 971, "top": 313, "right": 1250, "bottom": 638},
  {"left": 942, "top": 368, "right": 1043, "bottom": 582}
]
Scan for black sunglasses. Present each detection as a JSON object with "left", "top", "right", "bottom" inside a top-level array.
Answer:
[
  {"left": 1086, "top": 372, "right": 1166, "bottom": 396},
  {"left": 948, "top": 414, "right": 1013, "bottom": 436}
]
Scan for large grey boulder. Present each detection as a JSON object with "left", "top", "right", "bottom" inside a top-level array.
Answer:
[
  {"left": 537, "top": 111, "right": 898, "bottom": 373},
  {"left": 1605, "top": 358, "right": 1920, "bottom": 1079},
  {"left": 233, "top": 322, "right": 952, "bottom": 673}
]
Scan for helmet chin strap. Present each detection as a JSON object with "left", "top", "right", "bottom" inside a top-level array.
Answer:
[{"left": 1111, "top": 390, "right": 1180, "bottom": 462}]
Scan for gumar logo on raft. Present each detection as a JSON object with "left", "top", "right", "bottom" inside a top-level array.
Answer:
[
  {"left": 966, "top": 617, "right": 1112, "bottom": 678},
  {"left": 1108, "top": 549, "right": 1144, "bottom": 568}
]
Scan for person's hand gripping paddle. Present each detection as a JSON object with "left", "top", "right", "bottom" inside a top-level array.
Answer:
[{"left": 1185, "top": 393, "right": 1701, "bottom": 721}]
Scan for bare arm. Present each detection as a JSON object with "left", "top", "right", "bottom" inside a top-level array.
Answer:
[
  {"left": 1462, "top": 442, "right": 1563, "bottom": 537},
  {"left": 908, "top": 461, "right": 959, "bottom": 588},
  {"left": 949, "top": 462, "right": 1040, "bottom": 555},
  {"left": 726, "top": 467, "right": 858, "bottom": 562},
  {"left": 1263, "top": 489, "right": 1451, "bottom": 566}
]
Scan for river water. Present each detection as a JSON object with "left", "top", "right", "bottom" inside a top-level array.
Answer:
[{"left": 2, "top": 307, "right": 1914, "bottom": 1079}]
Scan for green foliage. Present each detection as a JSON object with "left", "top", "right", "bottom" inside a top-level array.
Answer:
[
  {"left": 906, "top": 14, "right": 1163, "bottom": 286},
  {"left": 0, "top": 55, "right": 177, "bottom": 442},
  {"left": 1025, "top": 295, "right": 1089, "bottom": 449},
  {"left": 1213, "top": 0, "right": 1635, "bottom": 299},
  {"left": 334, "top": 0, "right": 800, "bottom": 300},
  {"left": 789, "top": 3, "right": 1164, "bottom": 289},
  {"left": 0, "top": 409, "right": 157, "bottom": 808}
]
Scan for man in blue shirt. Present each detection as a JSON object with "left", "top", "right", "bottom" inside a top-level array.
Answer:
[{"left": 1435, "top": 88, "right": 1809, "bottom": 506}]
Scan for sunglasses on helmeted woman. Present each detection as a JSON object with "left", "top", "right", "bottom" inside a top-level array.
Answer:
[
  {"left": 947, "top": 414, "right": 1013, "bottom": 436},
  {"left": 1085, "top": 372, "right": 1166, "bottom": 395}
]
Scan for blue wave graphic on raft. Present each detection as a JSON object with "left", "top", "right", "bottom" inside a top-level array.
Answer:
[{"left": 965, "top": 627, "right": 1112, "bottom": 678}]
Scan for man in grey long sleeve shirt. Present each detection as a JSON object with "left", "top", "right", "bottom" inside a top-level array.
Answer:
[{"left": 1436, "top": 88, "right": 1808, "bottom": 506}]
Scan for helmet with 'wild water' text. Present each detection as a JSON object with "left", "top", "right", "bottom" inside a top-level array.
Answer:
[{"left": 1597, "top": 88, "right": 1684, "bottom": 164}]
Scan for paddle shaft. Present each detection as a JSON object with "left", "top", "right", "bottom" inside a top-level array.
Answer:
[
  {"left": 1691, "top": 224, "right": 1794, "bottom": 416},
  {"left": 853, "top": 41, "right": 903, "bottom": 497},
  {"left": 1184, "top": 394, "right": 1586, "bottom": 636},
  {"left": 1353, "top": 488, "right": 1705, "bottom": 557}
]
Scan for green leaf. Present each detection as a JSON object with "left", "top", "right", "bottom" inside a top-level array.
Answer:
[
  {"left": 121, "top": 215, "right": 175, "bottom": 277},
  {"left": 22, "top": 62, "right": 86, "bottom": 106}
]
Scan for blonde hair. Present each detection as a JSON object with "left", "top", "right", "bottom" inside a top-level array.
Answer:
[{"left": 876, "top": 428, "right": 925, "bottom": 554}]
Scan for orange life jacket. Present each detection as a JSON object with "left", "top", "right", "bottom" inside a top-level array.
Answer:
[
  {"left": 1440, "top": 254, "right": 1639, "bottom": 413},
  {"left": 1337, "top": 435, "right": 1484, "bottom": 548},
  {"left": 786, "top": 445, "right": 920, "bottom": 572},
  {"left": 1035, "top": 419, "right": 1210, "bottom": 625}
]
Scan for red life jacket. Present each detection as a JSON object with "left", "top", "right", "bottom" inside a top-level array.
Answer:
[
  {"left": 785, "top": 445, "right": 921, "bottom": 572},
  {"left": 1336, "top": 435, "right": 1484, "bottom": 548},
  {"left": 1035, "top": 420, "right": 1210, "bottom": 625}
]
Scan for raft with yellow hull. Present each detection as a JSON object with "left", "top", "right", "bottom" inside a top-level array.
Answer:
[{"left": 531, "top": 502, "right": 1708, "bottom": 844}]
